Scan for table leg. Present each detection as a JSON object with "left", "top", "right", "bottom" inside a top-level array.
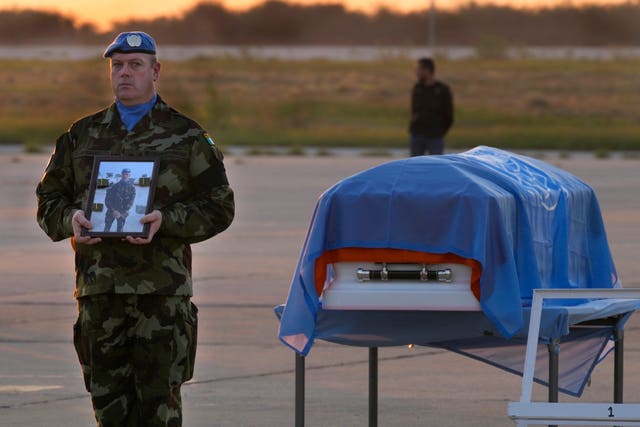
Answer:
[
  {"left": 614, "top": 327, "right": 624, "bottom": 404},
  {"left": 296, "top": 353, "right": 305, "bottom": 427},
  {"left": 548, "top": 338, "right": 560, "bottom": 427},
  {"left": 369, "top": 347, "right": 378, "bottom": 427}
]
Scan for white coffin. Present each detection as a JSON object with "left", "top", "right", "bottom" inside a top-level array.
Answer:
[{"left": 321, "top": 262, "right": 481, "bottom": 311}]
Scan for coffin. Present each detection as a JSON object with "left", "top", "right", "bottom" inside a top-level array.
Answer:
[{"left": 278, "top": 146, "right": 619, "bottom": 355}]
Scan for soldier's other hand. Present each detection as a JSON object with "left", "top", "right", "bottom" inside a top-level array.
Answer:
[
  {"left": 113, "top": 210, "right": 122, "bottom": 218},
  {"left": 126, "top": 210, "right": 162, "bottom": 245},
  {"left": 72, "top": 210, "right": 102, "bottom": 245}
]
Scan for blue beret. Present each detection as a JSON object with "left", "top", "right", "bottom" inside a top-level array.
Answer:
[{"left": 104, "top": 31, "right": 156, "bottom": 58}]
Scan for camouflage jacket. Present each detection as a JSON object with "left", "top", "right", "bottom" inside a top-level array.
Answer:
[
  {"left": 105, "top": 179, "right": 135, "bottom": 213},
  {"left": 36, "top": 96, "right": 235, "bottom": 298}
]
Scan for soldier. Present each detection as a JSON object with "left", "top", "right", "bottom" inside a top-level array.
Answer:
[
  {"left": 104, "top": 168, "right": 136, "bottom": 232},
  {"left": 36, "top": 31, "right": 234, "bottom": 427}
]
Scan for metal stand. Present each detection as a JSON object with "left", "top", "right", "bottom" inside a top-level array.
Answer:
[
  {"left": 509, "top": 288, "right": 640, "bottom": 426},
  {"left": 295, "top": 335, "right": 625, "bottom": 427},
  {"left": 293, "top": 297, "right": 633, "bottom": 426}
]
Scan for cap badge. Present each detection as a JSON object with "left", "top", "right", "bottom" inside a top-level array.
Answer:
[{"left": 126, "top": 34, "right": 142, "bottom": 47}]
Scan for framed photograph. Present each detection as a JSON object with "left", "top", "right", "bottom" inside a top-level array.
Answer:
[{"left": 82, "top": 156, "right": 160, "bottom": 238}]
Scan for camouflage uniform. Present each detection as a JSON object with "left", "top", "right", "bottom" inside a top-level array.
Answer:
[
  {"left": 36, "top": 96, "right": 234, "bottom": 426},
  {"left": 74, "top": 294, "right": 197, "bottom": 427},
  {"left": 104, "top": 178, "right": 136, "bottom": 232}
]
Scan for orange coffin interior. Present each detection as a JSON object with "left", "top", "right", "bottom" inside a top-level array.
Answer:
[{"left": 314, "top": 248, "right": 482, "bottom": 301}]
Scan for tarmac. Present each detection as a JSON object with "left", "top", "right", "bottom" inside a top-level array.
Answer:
[{"left": 1, "top": 152, "right": 639, "bottom": 426}]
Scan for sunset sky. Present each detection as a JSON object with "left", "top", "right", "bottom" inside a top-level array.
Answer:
[{"left": 0, "top": 0, "right": 629, "bottom": 30}]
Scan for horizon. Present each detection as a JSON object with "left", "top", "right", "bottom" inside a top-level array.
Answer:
[{"left": 1, "top": 0, "right": 633, "bottom": 31}]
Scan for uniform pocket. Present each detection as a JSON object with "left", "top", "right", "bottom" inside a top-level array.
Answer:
[{"left": 72, "top": 318, "right": 92, "bottom": 392}]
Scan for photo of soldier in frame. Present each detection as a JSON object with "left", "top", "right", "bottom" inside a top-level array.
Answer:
[{"left": 83, "top": 156, "right": 159, "bottom": 238}]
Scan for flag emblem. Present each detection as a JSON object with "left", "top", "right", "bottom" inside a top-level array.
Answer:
[{"left": 204, "top": 133, "right": 216, "bottom": 147}]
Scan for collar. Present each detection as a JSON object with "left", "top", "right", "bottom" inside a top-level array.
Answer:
[{"left": 114, "top": 93, "right": 158, "bottom": 132}]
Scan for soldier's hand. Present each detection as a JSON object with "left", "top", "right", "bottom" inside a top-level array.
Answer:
[
  {"left": 72, "top": 210, "right": 102, "bottom": 245},
  {"left": 126, "top": 210, "right": 162, "bottom": 245},
  {"left": 113, "top": 210, "right": 122, "bottom": 218}
]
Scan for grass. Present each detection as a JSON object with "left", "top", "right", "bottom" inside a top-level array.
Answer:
[
  {"left": 286, "top": 145, "right": 307, "bottom": 156},
  {"left": 360, "top": 148, "right": 393, "bottom": 157},
  {"left": 2, "top": 56, "right": 640, "bottom": 151},
  {"left": 315, "top": 148, "right": 334, "bottom": 157},
  {"left": 594, "top": 148, "right": 611, "bottom": 159},
  {"left": 559, "top": 151, "right": 572, "bottom": 159}
]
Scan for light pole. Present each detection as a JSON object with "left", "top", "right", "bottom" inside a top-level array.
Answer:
[{"left": 428, "top": 0, "right": 436, "bottom": 54}]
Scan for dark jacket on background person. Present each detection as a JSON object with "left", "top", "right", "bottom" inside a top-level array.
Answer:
[{"left": 409, "top": 80, "right": 454, "bottom": 138}]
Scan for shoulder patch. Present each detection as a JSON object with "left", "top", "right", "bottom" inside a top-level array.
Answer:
[{"left": 204, "top": 133, "right": 216, "bottom": 147}]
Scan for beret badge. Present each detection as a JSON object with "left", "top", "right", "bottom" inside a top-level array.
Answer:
[{"left": 126, "top": 34, "right": 142, "bottom": 47}]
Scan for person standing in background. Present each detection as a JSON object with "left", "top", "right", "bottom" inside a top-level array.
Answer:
[{"left": 409, "top": 57, "right": 454, "bottom": 156}]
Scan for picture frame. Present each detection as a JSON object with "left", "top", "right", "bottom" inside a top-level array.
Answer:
[{"left": 82, "top": 156, "right": 160, "bottom": 238}]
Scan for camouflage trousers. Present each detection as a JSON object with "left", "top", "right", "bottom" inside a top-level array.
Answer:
[
  {"left": 73, "top": 294, "right": 198, "bottom": 427},
  {"left": 104, "top": 209, "right": 127, "bottom": 233}
]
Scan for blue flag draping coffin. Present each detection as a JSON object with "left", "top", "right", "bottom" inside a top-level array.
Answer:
[{"left": 278, "top": 146, "right": 619, "bottom": 356}]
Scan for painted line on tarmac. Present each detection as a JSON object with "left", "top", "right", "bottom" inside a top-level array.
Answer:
[
  {"left": 0, "top": 394, "right": 87, "bottom": 409},
  {"left": 0, "top": 385, "right": 63, "bottom": 393}
]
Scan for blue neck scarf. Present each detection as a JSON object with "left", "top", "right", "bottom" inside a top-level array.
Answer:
[{"left": 115, "top": 93, "right": 157, "bottom": 132}]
